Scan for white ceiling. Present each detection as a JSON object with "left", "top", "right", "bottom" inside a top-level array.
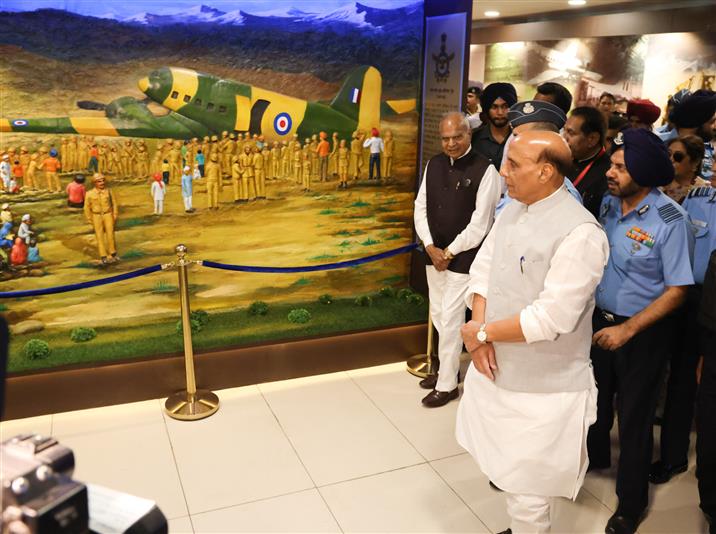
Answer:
[{"left": 472, "top": 0, "right": 636, "bottom": 20}]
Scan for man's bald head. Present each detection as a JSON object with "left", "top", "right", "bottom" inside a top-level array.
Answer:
[
  {"left": 512, "top": 130, "right": 572, "bottom": 178},
  {"left": 439, "top": 111, "right": 472, "bottom": 159},
  {"left": 501, "top": 130, "right": 573, "bottom": 205}
]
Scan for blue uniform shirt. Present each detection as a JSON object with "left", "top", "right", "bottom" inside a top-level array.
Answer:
[
  {"left": 596, "top": 188, "right": 695, "bottom": 317},
  {"left": 682, "top": 185, "right": 716, "bottom": 284},
  {"left": 181, "top": 172, "right": 193, "bottom": 197}
]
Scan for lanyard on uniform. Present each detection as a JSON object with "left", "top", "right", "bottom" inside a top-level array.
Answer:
[{"left": 573, "top": 147, "right": 606, "bottom": 188}]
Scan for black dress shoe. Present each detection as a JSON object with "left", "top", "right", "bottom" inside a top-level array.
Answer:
[
  {"left": 421, "top": 388, "right": 459, "bottom": 408},
  {"left": 497, "top": 529, "right": 512, "bottom": 534},
  {"left": 419, "top": 372, "right": 460, "bottom": 390},
  {"left": 419, "top": 374, "right": 437, "bottom": 390},
  {"left": 605, "top": 513, "right": 639, "bottom": 534},
  {"left": 649, "top": 460, "right": 688, "bottom": 484}
]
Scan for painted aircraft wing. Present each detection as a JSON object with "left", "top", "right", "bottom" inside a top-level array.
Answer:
[{"left": 0, "top": 97, "right": 211, "bottom": 139}]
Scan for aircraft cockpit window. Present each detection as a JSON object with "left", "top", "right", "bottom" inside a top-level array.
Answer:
[
  {"left": 218, "top": 105, "right": 227, "bottom": 114},
  {"left": 207, "top": 102, "right": 215, "bottom": 111},
  {"left": 170, "top": 90, "right": 179, "bottom": 99},
  {"left": 183, "top": 95, "right": 191, "bottom": 103},
  {"left": 194, "top": 98, "right": 202, "bottom": 106}
]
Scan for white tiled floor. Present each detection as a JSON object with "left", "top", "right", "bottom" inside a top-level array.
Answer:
[{"left": 0, "top": 362, "right": 707, "bottom": 533}]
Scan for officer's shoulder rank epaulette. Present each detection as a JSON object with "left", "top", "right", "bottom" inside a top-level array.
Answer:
[
  {"left": 657, "top": 203, "right": 684, "bottom": 224},
  {"left": 687, "top": 186, "right": 714, "bottom": 199}
]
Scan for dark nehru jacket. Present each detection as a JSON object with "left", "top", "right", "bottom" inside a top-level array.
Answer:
[
  {"left": 567, "top": 148, "right": 610, "bottom": 218},
  {"left": 424, "top": 150, "right": 491, "bottom": 273}
]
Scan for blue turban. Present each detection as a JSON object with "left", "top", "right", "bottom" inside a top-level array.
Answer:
[{"left": 612, "top": 128, "right": 674, "bottom": 187}]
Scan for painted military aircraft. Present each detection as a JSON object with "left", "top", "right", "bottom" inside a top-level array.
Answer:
[{"left": 1, "top": 66, "right": 415, "bottom": 142}]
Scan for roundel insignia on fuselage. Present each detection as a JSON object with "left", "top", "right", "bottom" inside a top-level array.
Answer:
[
  {"left": 274, "top": 113, "right": 292, "bottom": 136},
  {"left": 12, "top": 120, "right": 28, "bottom": 126}
]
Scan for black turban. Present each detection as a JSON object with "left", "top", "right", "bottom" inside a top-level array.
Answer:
[
  {"left": 480, "top": 82, "right": 517, "bottom": 110},
  {"left": 671, "top": 89, "right": 716, "bottom": 129}
]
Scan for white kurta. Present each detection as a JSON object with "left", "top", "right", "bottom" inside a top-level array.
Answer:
[
  {"left": 457, "top": 366, "right": 597, "bottom": 499},
  {"left": 455, "top": 196, "right": 609, "bottom": 499}
]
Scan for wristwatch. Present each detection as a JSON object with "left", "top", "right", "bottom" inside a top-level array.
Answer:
[{"left": 476, "top": 323, "right": 488, "bottom": 343}]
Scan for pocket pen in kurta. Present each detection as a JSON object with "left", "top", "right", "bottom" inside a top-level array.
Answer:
[{"left": 520, "top": 256, "right": 525, "bottom": 274}]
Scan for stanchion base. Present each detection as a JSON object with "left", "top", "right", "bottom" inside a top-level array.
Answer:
[
  {"left": 406, "top": 354, "right": 434, "bottom": 378},
  {"left": 164, "top": 390, "right": 220, "bottom": 421}
]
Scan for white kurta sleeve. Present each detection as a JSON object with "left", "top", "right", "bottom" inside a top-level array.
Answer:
[
  {"left": 413, "top": 162, "right": 433, "bottom": 247},
  {"left": 447, "top": 164, "right": 501, "bottom": 255},
  {"left": 464, "top": 219, "right": 498, "bottom": 308},
  {"left": 519, "top": 223, "right": 609, "bottom": 343}
]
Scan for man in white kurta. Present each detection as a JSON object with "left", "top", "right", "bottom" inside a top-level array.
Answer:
[
  {"left": 456, "top": 131, "right": 609, "bottom": 533},
  {"left": 414, "top": 112, "right": 501, "bottom": 407}
]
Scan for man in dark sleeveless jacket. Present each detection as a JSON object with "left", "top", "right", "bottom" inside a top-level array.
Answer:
[{"left": 414, "top": 111, "right": 501, "bottom": 407}]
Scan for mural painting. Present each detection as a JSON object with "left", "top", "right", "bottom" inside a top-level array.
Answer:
[{"left": 0, "top": 1, "right": 425, "bottom": 372}]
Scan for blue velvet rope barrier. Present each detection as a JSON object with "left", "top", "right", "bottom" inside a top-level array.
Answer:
[
  {"left": 201, "top": 243, "right": 420, "bottom": 273},
  {"left": 0, "top": 264, "right": 164, "bottom": 299}
]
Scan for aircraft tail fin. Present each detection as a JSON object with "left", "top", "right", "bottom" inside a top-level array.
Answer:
[{"left": 330, "top": 66, "right": 381, "bottom": 131}]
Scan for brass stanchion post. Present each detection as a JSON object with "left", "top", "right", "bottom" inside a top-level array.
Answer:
[
  {"left": 406, "top": 312, "right": 435, "bottom": 378},
  {"left": 165, "top": 244, "right": 220, "bottom": 421}
]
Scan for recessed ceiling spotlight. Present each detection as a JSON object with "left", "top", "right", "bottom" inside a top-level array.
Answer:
[
  {"left": 484, "top": 10, "right": 500, "bottom": 17},
  {"left": 568, "top": 0, "right": 587, "bottom": 5}
]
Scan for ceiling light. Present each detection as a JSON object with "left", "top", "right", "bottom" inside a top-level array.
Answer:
[
  {"left": 568, "top": 0, "right": 587, "bottom": 5},
  {"left": 484, "top": 10, "right": 500, "bottom": 17}
]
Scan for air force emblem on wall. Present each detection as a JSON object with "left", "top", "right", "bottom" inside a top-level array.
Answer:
[{"left": 432, "top": 33, "right": 455, "bottom": 83}]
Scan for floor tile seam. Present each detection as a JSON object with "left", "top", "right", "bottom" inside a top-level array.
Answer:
[
  {"left": 188, "top": 486, "right": 321, "bottom": 519},
  {"left": 428, "top": 450, "right": 471, "bottom": 463},
  {"left": 52, "top": 419, "right": 166, "bottom": 440},
  {"left": 256, "top": 387, "right": 319, "bottom": 488},
  {"left": 255, "top": 384, "right": 345, "bottom": 532},
  {"left": 347, "top": 372, "right": 430, "bottom": 463},
  {"left": 316, "top": 460, "right": 430, "bottom": 489},
  {"left": 425, "top": 461, "right": 493, "bottom": 534},
  {"left": 159, "top": 407, "right": 194, "bottom": 529},
  {"left": 581, "top": 485, "right": 616, "bottom": 513}
]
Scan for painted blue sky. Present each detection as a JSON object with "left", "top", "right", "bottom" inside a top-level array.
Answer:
[{"left": 1, "top": 0, "right": 418, "bottom": 18}]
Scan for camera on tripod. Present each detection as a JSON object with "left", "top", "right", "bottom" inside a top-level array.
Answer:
[{"left": 1, "top": 433, "right": 88, "bottom": 534}]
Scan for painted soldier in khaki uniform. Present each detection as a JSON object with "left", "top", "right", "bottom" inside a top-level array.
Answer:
[
  {"left": 253, "top": 146, "right": 266, "bottom": 199},
  {"left": 293, "top": 141, "right": 303, "bottom": 184},
  {"left": 18, "top": 146, "right": 30, "bottom": 175},
  {"left": 231, "top": 155, "right": 243, "bottom": 203},
  {"left": 65, "top": 137, "right": 77, "bottom": 171},
  {"left": 84, "top": 173, "right": 119, "bottom": 264},
  {"left": 302, "top": 143, "right": 312, "bottom": 192},
  {"left": 338, "top": 139, "right": 349, "bottom": 189},
  {"left": 280, "top": 141, "right": 289, "bottom": 179},
  {"left": 383, "top": 129, "right": 395, "bottom": 179},
  {"left": 169, "top": 141, "right": 183, "bottom": 183},
  {"left": 24, "top": 153, "right": 39, "bottom": 190},
  {"left": 136, "top": 143, "right": 150, "bottom": 178},
  {"left": 41, "top": 148, "right": 62, "bottom": 192},
  {"left": 287, "top": 134, "right": 299, "bottom": 176},
  {"left": 271, "top": 142, "right": 281, "bottom": 179},
  {"left": 120, "top": 140, "right": 135, "bottom": 177},
  {"left": 350, "top": 131, "right": 364, "bottom": 179},
  {"left": 97, "top": 142, "right": 108, "bottom": 173},
  {"left": 329, "top": 132, "right": 340, "bottom": 177},
  {"left": 220, "top": 131, "right": 232, "bottom": 175},
  {"left": 239, "top": 145, "right": 255, "bottom": 200},
  {"left": 205, "top": 153, "right": 222, "bottom": 209}
]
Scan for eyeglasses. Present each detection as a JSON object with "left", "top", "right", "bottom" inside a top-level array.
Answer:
[{"left": 670, "top": 151, "right": 686, "bottom": 163}]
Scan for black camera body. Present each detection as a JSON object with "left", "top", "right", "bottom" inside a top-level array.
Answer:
[{"left": 1, "top": 434, "right": 89, "bottom": 534}]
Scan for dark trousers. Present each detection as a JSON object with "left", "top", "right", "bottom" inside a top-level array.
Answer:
[
  {"left": 88, "top": 156, "right": 98, "bottom": 173},
  {"left": 369, "top": 153, "right": 381, "bottom": 180},
  {"left": 588, "top": 310, "right": 672, "bottom": 518},
  {"left": 658, "top": 286, "right": 702, "bottom": 467},
  {"left": 198, "top": 164, "right": 205, "bottom": 177},
  {"left": 697, "top": 335, "right": 716, "bottom": 531},
  {"left": 162, "top": 171, "right": 169, "bottom": 184}
]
